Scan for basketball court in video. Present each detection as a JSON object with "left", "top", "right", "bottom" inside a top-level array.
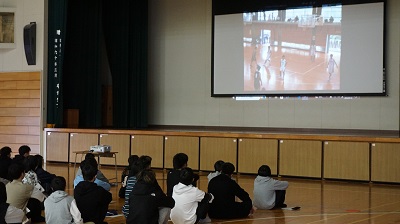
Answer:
[{"left": 244, "top": 7, "right": 342, "bottom": 92}]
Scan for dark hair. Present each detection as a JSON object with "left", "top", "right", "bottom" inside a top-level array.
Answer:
[
  {"left": 51, "top": 176, "right": 66, "bottom": 191},
  {"left": 221, "top": 162, "right": 235, "bottom": 175},
  {"left": 180, "top": 167, "right": 194, "bottom": 185},
  {"left": 137, "top": 155, "right": 152, "bottom": 170},
  {"left": 0, "top": 182, "right": 6, "bottom": 203},
  {"left": 0, "top": 146, "right": 12, "bottom": 158},
  {"left": 258, "top": 165, "right": 271, "bottom": 177},
  {"left": 8, "top": 163, "right": 24, "bottom": 180},
  {"left": 214, "top": 160, "right": 225, "bottom": 172},
  {"left": 80, "top": 157, "right": 98, "bottom": 170},
  {"left": 128, "top": 155, "right": 139, "bottom": 166},
  {"left": 173, "top": 153, "right": 188, "bottom": 169},
  {"left": 18, "top": 145, "right": 31, "bottom": 156},
  {"left": 23, "top": 155, "right": 38, "bottom": 172},
  {"left": 34, "top": 154, "right": 44, "bottom": 169},
  {"left": 81, "top": 163, "right": 98, "bottom": 181},
  {"left": 85, "top": 153, "right": 95, "bottom": 160},
  {"left": 136, "top": 169, "right": 156, "bottom": 184}
]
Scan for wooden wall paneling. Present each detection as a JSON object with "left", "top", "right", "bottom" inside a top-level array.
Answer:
[
  {"left": 164, "top": 136, "right": 199, "bottom": 170},
  {"left": 99, "top": 134, "right": 130, "bottom": 166},
  {"left": 279, "top": 139, "right": 322, "bottom": 178},
  {"left": 131, "top": 135, "right": 164, "bottom": 168},
  {"left": 323, "top": 141, "right": 369, "bottom": 181},
  {"left": 371, "top": 143, "right": 400, "bottom": 183},
  {"left": 69, "top": 133, "right": 98, "bottom": 164},
  {"left": 238, "top": 138, "right": 278, "bottom": 175},
  {"left": 46, "top": 132, "right": 69, "bottom": 162},
  {"left": 200, "top": 137, "right": 237, "bottom": 172},
  {"left": 0, "top": 72, "right": 41, "bottom": 156}
]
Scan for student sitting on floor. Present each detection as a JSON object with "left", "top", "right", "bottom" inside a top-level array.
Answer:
[
  {"left": 126, "top": 169, "right": 175, "bottom": 224},
  {"left": 167, "top": 153, "right": 199, "bottom": 197},
  {"left": 74, "top": 157, "right": 111, "bottom": 191},
  {"left": 207, "top": 160, "right": 224, "bottom": 183},
  {"left": 170, "top": 167, "right": 213, "bottom": 224},
  {"left": 75, "top": 153, "right": 109, "bottom": 183},
  {"left": 0, "top": 146, "right": 13, "bottom": 183},
  {"left": 6, "top": 163, "right": 46, "bottom": 223},
  {"left": 44, "top": 176, "right": 83, "bottom": 224},
  {"left": 207, "top": 162, "right": 254, "bottom": 219},
  {"left": 253, "top": 165, "right": 288, "bottom": 210},
  {"left": 0, "top": 181, "right": 25, "bottom": 224},
  {"left": 74, "top": 162, "right": 112, "bottom": 224},
  {"left": 34, "top": 154, "right": 56, "bottom": 195},
  {"left": 119, "top": 155, "right": 139, "bottom": 198}
]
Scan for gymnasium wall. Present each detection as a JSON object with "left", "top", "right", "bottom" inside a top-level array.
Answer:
[{"left": 148, "top": 0, "right": 400, "bottom": 131}]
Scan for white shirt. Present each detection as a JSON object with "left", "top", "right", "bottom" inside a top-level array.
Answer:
[
  {"left": 170, "top": 183, "right": 205, "bottom": 224},
  {"left": 5, "top": 205, "right": 25, "bottom": 224}
]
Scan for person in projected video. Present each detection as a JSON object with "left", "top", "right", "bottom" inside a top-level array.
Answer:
[
  {"left": 250, "top": 45, "right": 258, "bottom": 68},
  {"left": 264, "top": 46, "right": 271, "bottom": 67},
  {"left": 327, "top": 54, "right": 338, "bottom": 81},
  {"left": 254, "top": 65, "right": 262, "bottom": 91},
  {"left": 280, "top": 55, "right": 287, "bottom": 79}
]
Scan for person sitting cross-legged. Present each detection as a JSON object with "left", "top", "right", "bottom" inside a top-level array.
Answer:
[
  {"left": 74, "top": 162, "right": 112, "bottom": 224},
  {"left": 207, "top": 162, "right": 254, "bottom": 219}
]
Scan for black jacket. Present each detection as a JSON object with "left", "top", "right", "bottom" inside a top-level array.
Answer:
[
  {"left": 74, "top": 181, "right": 112, "bottom": 224},
  {"left": 207, "top": 174, "right": 252, "bottom": 219},
  {"left": 127, "top": 180, "right": 174, "bottom": 224},
  {"left": 0, "top": 157, "right": 12, "bottom": 180}
]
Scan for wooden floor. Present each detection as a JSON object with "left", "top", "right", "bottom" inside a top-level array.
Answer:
[{"left": 44, "top": 163, "right": 400, "bottom": 224}]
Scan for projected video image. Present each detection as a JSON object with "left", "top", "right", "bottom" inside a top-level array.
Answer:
[{"left": 244, "top": 6, "right": 342, "bottom": 92}]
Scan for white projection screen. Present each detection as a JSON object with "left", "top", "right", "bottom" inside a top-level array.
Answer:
[{"left": 212, "top": 0, "right": 386, "bottom": 97}]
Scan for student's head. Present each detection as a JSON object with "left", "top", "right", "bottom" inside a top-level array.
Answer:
[
  {"left": 330, "top": 54, "right": 333, "bottom": 58},
  {"left": 51, "top": 176, "right": 66, "bottom": 191},
  {"left": 18, "top": 145, "right": 31, "bottom": 157},
  {"left": 128, "top": 155, "right": 139, "bottom": 166},
  {"left": 173, "top": 153, "right": 188, "bottom": 169},
  {"left": 8, "top": 163, "right": 25, "bottom": 180},
  {"left": 85, "top": 153, "right": 95, "bottom": 160},
  {"left": 137, "top": 155, "right": 152, "bottom": 170},
  {"left": 221, "top": 162, "right": 235, "bottom": 176},
  {"left": 180, "top": 167, "right": 194, "bottom": 185},
  {"left": 80, "top": 157, "right": 98, "bottom": 170},
  {"left": 258, "top": 165, "right": 271, "bottom": 177},
  {"left": 34, "top": 154, "right": 44, "bottom": 169},
  {"left": 81, "top": 163, "right": 98, "bottom": 181},
  {"left": 23, "top": 155, "right": 38, "bottom": 172},
  {"left": 0, "top": 182, "right": 6, "bottom": 203},
  {"left": 0, "top": 146, "right": 12, "bottom": 158},
  {"left": 214, "top": 160, "right": 225, "bottom": 172},
  {"left": 137, "top": 169, "right": 156, "bottom": 184}
]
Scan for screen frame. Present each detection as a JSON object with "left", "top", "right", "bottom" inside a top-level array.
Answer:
[{"left": 211, "top": 0, "right": 387, "bottom": 97}]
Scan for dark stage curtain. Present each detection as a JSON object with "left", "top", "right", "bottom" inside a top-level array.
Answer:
[
  {"left": 102, "top": 0, "right": 148, "bottom": 129},
  {"left": 62, "top": 0, "right": 104, "bottom": 128},
  {"left": 49, "top": 0, "right": 148, "bottom": 129},
  {"left": 47, "top": 0, "right": 68, "bottom": 127}
]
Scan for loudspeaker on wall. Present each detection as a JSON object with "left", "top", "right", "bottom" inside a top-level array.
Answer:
[{"left": 24, "top": 22, "right": 36, "bottom": 65}]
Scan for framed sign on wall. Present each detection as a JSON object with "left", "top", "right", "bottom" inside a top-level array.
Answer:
[{"left": 0, "top": 7, "right": 15, "bottom": 48}]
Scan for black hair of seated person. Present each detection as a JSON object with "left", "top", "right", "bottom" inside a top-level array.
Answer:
[
  {"left": 180, "top": 167, "right": 195, "bottom": 186},
  {"left": 172, "top": 153, "right": 188, "bottom": 169},
  {"left": 214, "top": 160, "right": 225, "bottom": 172},
  {"left": 0, "top": 146, "right": 12, "bottom": 158},
  {"left": 23, "top": 155, "right": 39, "bottom": 172},
  {"left": 257, "top": 165, "right": 272, "bottom": 177},
  {"left": 8, "top": 163, "right": 25, "bottom": 180},
  {"left": 80, "top": 157, "right": 98, "bottom": 170},
  {"left": 136, "top": 169, "right": 156, "bottom": 184},
  {"left": 34, "top": 154, "right": 44, "bottom": 169},
  {"left": 221, "top": 162, "right": 235, "bottom": 176},
  {"left": 51, "top": 176, "right": 66, "bottom": 191},
  {"left": 18, "top": 145, "right": 31, "bottom": 156},
  {"left": 82, "top": 163, "right": 98, "bottom": 181},
  {"left": 84, "top": 153, "right": 95, "bottom": 160}
]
